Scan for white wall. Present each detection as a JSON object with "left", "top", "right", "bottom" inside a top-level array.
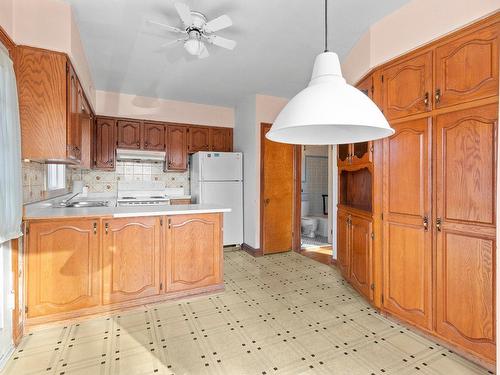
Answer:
[
  {"left": 342, "top": 0, "right": 500, "bottom": 84},
  {"left": 96, "top": 91, "right": 234, "bottom": 128},
  {"left": 0, "top": 241, "right": 13, "bottom": 370},
  {"left": 234, "top": 96, "right": 258, "bottom": 248}
]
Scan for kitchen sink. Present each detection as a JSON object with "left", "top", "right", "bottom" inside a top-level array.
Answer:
[{"left": 55, "top": 200, "right": 110, "bottom": 208}]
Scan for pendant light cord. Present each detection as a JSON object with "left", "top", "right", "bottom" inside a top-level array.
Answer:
[{"left": 324, "top": 0, "right": 328, "bottom": 52}]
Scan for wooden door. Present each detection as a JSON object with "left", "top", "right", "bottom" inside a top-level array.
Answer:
[
  {"left": 143, "top": 123, "right": 166, "bottom": 151},
  {"left": 382, "top": 117, "right": 433, "bottom": 329},
  {"left": 337, "top": 144, "right": 351, "bottom": 167},
  {"left": 382, "top": 51, "right": 433, "bottom": 120},
  {"left": 189, "top": 127, "right": 210, "bottom": 153},
  {"left": 165, "top": 214, "right": 222, "bottom": 292},
  {"left": 166, "top": 125, "right": 188, "bottom": 170},
  {"left": 102, "top": 217, "right": 162, "bottom": 304},
  {"left": 95, "top": 118, "right": 116, "bottom": 170},
  {"left": 116, "top": 120, "right": 141, "bottom": 149},
  {"left": 434, "top": 22, "right": 499, "bottom": 108},
  {"left": 261, "top": 123, "right": 294, "bottom": 254},
  {"left": 435, "top": 104, "right": 497, "bottom": 361},
  {"left": 337, "top": 210, "right": 350, "bottom": 278},
  {"left": 66, "top": 63, "right": 81, "bottom": 161},
  {"left": 210, "top": 127, "right": 230, "bottom": 152},
  {"left": 26, "top": 219, "right": 100, "bottom": 318},
  {"left": 349, "top": 215, "right": 372, "bottom": 300}
]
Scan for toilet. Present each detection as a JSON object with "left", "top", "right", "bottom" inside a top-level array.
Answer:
[{"left": 301, "top": 200, "right": 319, "bottom": 238}]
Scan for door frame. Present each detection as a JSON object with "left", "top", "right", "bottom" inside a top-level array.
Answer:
[{"left": 260, "top": 123, "right": 302, "bottom": 254}]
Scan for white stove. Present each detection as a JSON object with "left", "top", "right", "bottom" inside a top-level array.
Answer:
[{"left": 116, "top": 182, "right": 185, "bottom": 207}]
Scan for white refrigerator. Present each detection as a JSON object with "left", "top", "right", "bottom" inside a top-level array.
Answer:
[{"left": 190, "top": 152, "right": 243, "bottom": 246}]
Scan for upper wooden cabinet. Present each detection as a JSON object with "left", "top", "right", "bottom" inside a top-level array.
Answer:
[
  {"left": 337, "top": 142, "right": 372, "bottom": 167},
  {"left": 26, "top": 219, "right": 100, "bottom": 318},
  {"left": 188, "top": 126, "right": 210, "bottom": 153},
  {"left": 143, "top": 122, "right": 166, "bottom": 151},
  {"left": 102, "top": 217, "right": 162, "bottom": 304},
  {"left": 165, "top": 213, "right": 223, "bottom": 293},
  {"left": 67, "top": 64, "right": 82, "bottom": 161},
  {"left": 166, "top": 125, "right": 188, "bottom": 171},
  {"left": 434, "top": 22, "right": 499, "bottom": 108},
  {"left": 79, "top": 87, "right": 94, "bottom": 170},
  {"left": 209, "top": 127, "right": 233, "bottom": 152},
  {"left": 95, "top": 117, "right": 116, "bottom": 170},
  {"left": 116, "top": 120, "right": 141, "bottom": 149},
  {"left": 16, "top": 46, "right": 89, "bottom": 163},
  {"left": 382, "top": 51, "right": 433, "bottom": 120}
]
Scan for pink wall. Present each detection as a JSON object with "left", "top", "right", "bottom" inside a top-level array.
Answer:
[
  {"left": 0, "top": 0, "right": 13, "bottom": 37},
  {"left": 96, "top": 90, "right": 234, "bottom": 127},
  {"left": 342, "top": 0, "right": 499, "bottom": 84},
  {"left": 7, "top": 0, "right": 96, "bottom": 107}
]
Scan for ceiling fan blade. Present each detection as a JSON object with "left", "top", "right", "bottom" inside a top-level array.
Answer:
[
  {"left": 198, "top": 44, "right": 210, "bottom": 59},
  {"left": 148, "top": 20, "right": 186, "bottom": 34},
  {"left": 203, "top": 15, "right": 232, "bottom": 33},
  {"left": 160, "top": 38, "right": 185, "bottom": 48},
  {"left": 174, "top": 2, "right": 193, "bottom": 27},
  {"left": 209, "top": 35, "right": 237, "bottom": 50}
]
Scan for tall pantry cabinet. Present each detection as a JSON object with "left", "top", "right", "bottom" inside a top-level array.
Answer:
[{"left": 339, "top": 14, "right": 499, "bottom": 366}]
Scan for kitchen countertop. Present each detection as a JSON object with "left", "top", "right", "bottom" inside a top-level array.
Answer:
[{"left": 24, "top": 193, "right": 230, "bottom": 220}]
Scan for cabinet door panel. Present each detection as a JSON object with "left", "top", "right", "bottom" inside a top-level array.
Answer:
[
  {"left": 435, "top": 23, "right": 499, "bottom": 108},
  {"left": 166, "top": 214, "right": 222, "bottom": 292},
  {"left": 209, "top": 127, "right": 230, "bottom": 152},
  {"left": 382, "top": 118, "right": 432, "bottom": 329},
  {"left": 337, "top": 144, "right": 350, "bottom": 166},
  {"left": 337, "top": 210, "right": 350, "bottom": 278},
  {"left": 117, "top": 120, "right": 141, "bottom": 149},
  {"left": 167, "top": 125, "right": 188, "bottom": 170},
  {"left": 143, "top": 123, "right": 166, "bottom": 151},
  {"left": 189, "top": 127, "right": 210, "bottom": 152},
  {"left": 349, "top": 215, "right": 372, "bottom": 300},
  {"left": 382, "top": 51, "right": 432, "bottom": 120},
  {"left": 435, "top": 104, "right": 497, "bottom": 361},
  {"left": 102, "top": 217, "right": 161, "bottom": 304},
  {"left": 95, "top": 118, "right": 116, "bottom": 170},
  {"left": 67, "top": 64, "right": 81, "bottom": 161},
  {"left": 27, "top": 220, "right": 100, "bottom": 318}
]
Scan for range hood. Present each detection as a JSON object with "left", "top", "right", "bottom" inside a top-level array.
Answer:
[{"left": 116, "top": 148, "right": 166, "bottom": 162}]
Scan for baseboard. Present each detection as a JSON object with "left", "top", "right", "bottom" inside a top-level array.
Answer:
[
  {"left": 330, "top": 258, "right": 337, "bottom": 266},
  {"left": 241, "top": 243, "right": 263, "bottom": 257}
]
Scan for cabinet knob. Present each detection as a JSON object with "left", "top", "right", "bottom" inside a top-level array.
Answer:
[
  {"left": 436, "top": 217, "right": 442, "bottom": 232},
  {"left": 423, "top": 92, "right": 429, "bottom": 107},
  {"left": 423, "top": 216, "right": 429, "bottom": 231},
  {"left": 136, "top": 141, "right": 140, "bottom": 147}
]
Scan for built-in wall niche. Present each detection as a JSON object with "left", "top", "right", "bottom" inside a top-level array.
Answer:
[{"left": 339, "top": 168, "right": 372, "bottom": 212}]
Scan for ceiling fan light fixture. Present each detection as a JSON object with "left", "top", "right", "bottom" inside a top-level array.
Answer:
[
  {"left": 265, "top": 0, "right": 394, "bottom": 145},
  {"left": 184, "top": 32, "right": 204, "bottom": 55}
]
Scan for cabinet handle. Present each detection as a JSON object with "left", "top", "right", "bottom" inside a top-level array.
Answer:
[
  {"left": 168, "top": 218, "right": 171, "bottom": 229},
  {"left": 423, "top": 216, "right": 428, "bottom": 231},
  {"left": 136, "top": 141, "right": 140, "bottom": 147},
  {"left": 423, "top": 92, "right": 429, "bottom": 107},
  {"left": 105, "top": 222, "right": 109, "bottom": 234},
  {"left": 93, "top": 222, "right": 97, "bottom": 235},
  {"left": 144, "top": 142, "right": 148, "bottom": 147},
  {"left": 436, "top": 217, "right": 442, "bottom": 232},
  {"left": 435, "top": 89, "right": 441, "bottom": 104}
]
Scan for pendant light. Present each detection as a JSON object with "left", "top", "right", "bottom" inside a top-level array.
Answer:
[{"left": 266, "top": 0, "right": 394, "bottom": 145}]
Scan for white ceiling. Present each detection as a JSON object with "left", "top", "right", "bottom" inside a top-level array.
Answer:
[{"left": 66, "top": 0, "right": 411, "bottom": 107}]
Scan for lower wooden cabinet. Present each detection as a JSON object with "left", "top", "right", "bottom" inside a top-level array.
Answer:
[
  {"left": 337, "top": 209, "right": 373, "bottom": 301},
  {"left": 165, "top": 213, "right": 223, "bottom": 292},
  {"left": 26, "top": 219, "right": 100, "bottom": 318},
  {"left": 102, "top": 217, "right": 162, "bottom": 304},
  {"left": 25, "top": 213, "right": 224, "bottom": 326}
]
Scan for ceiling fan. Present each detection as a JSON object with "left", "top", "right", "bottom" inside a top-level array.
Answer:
[{"left": 149, "top": 2, "right": 236, "bottom": 59}]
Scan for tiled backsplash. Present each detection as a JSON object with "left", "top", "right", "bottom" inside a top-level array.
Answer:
[
  {"left": 22, "top": 162, "right": 74, "bottom": 204},
  {"left": 73, "top": 161, "right": 189, "bottom": 194},
  {"left": 22, "top": 161, "right": 189, "bottom": 204}
]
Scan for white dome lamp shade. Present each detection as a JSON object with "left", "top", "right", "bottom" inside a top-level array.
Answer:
[{"left": 266, "top": 1, "right": 394, "bottom": 145}]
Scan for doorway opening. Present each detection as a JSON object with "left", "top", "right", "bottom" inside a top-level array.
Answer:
[{"left": 299, "top": 145, "right": 336, "bottom": 261}]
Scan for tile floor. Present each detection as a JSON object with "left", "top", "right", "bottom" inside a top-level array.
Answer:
[{"left": 2, "top": 249, "right": 493, "bottom": 375}]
